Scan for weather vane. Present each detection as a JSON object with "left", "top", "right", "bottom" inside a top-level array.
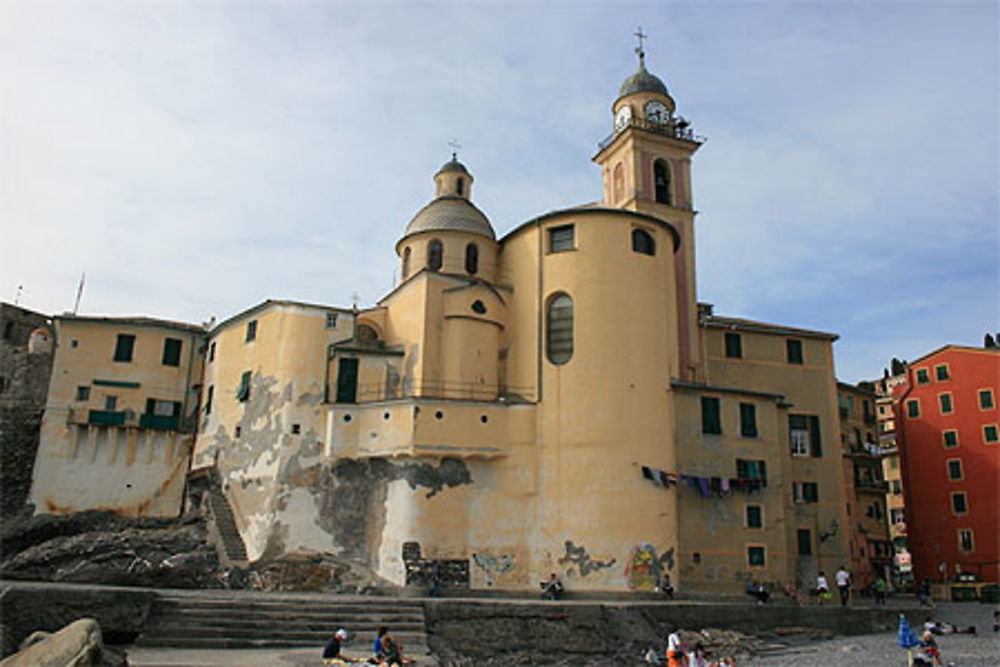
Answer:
[
  {"left": 634, "top": 26, "right": 647, "bottom": 67},
  {"left": 448, "top": 139, "right": 462, "bottom": 160}
]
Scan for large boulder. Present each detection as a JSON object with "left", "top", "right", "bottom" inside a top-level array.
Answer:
[{"left": 0, "top": 618, "right": 124, "bottom": 667}]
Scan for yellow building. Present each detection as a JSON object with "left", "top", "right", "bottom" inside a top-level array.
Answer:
[
  {"left": 31, "top": 315, "right": 204, "bottom": 517},
  {"left": 32, "top": 49, "right": 853, "bottom": 596},
  {"left": 837, "top": 381, "right": 892, "bottom": 591}
]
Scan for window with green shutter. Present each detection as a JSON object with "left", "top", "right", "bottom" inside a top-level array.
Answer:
[
  {"left": 746, "top": 505, "right": 762, "bottom": 528},
  {"left": 237, "top": 371, "right": 252, "bottom": 402},
  {"left": 724, "top": 332, "right": 742, "bottom": 359},
  {"left": 162, "top": 338, "right": 182, "bottom": 366},
  {"left": 808, "top": 415, "right": 822, "bottom": 457},
  {"left": 740, "top": 403, "right": 758, "bottom": 438},
  {"left": 786, "top": 339, "right": 803, "bottom": 364},
  {"left": 916, "top": 368, "right": 929, "bottom": 384},
  {"left": 939, "top": 393, "right": 953, "bottom": 414},
  {"left": 113, "top": 334, "right": 135, "bottom": 362},
  {"left": 979, "top": 390, "right": 995, "bottom": 410},
  {"left": 701, "top": 396, "right": 722, "bottom": 434},
  {"left": 797, "top": 529, "right": 812, "bottom": 555},
  {"left": 747, "top": 546, "right": 766, "bottom": 567},
  {"left": 935, "top": 364, "right": 950, "bottom": 381}
]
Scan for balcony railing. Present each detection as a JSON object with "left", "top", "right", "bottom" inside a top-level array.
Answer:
[
  {"left": 88, "top": 410, "right": 126, "bottom": 426},
  {"left": 139, "top": 414, "right": 180, "bottom": 431},
  {"left": 335, "top": 381, "right": 538, "bottom": 405},
  {"left": 855, "top": 479, "right": 890, "bottom": 493},
  {"left": 597, "top": 117, "right": 705, "bottom": 152}
]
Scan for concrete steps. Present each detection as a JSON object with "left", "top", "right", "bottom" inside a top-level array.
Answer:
[
  {"left": 136, "top": 592, "right": 432, "bottom": 657},
  {"left": 206, "top": 487, "right": 247, "bottom": 564}
]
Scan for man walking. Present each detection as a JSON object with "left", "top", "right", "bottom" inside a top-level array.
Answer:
[{"left": 835, "top": 565, "right": 851, "bottom": 606}]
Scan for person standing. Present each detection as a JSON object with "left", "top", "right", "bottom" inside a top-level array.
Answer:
[
  {"left": 873, "top": 573, "right": 887, "bottom": 605},
  {"left": 835, "top": 565, "right": 852, "bottom": 606},
  {"left": 665, "top": 625, "right": 685, "bottom": 667},
  {"left": 816, "top": 571, "right": 830, "bottom": 604}
]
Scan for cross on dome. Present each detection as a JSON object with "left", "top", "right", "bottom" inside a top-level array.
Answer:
[{"left": 634, "top": 26, "right": 648, "bottom": 68}]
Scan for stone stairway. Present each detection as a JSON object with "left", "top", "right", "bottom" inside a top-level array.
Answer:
[
  {"left": 135, "top": 591, "right": 432, "bottom": 657},
  {"left": 206, "top": 485, "right": 248, "bottom": 565}
]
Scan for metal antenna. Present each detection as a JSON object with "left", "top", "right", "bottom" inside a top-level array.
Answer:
[
  {"left": 634, "top": 26, "right": 647, "bottom": 68},
  {"left": 14, "top": 284, "right": 23, "bottom": 306}
]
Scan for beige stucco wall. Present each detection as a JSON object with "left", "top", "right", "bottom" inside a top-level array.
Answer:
[{"left": 31, "top": 317, "right": 203, "bottom": 517}]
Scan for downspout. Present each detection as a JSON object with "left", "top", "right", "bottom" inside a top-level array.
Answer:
[{"left": 178, "top": 329, "right": 203, "bottom": 517}]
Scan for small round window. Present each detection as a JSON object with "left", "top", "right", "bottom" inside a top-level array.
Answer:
[{"left": 471, "top": 300, "right": 487, "bottom": 314}]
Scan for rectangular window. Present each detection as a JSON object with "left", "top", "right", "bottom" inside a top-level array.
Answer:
[
  {"left": 204, "top": 385, "right": 214, "bottom": 415},
  {"left": 208, "top": 341, "right": 216, "bottom": 363},
  {"left": 906, "top": 399, "right": 920, "bottom": 418},
  {"left": 891, "top": 479, "right": 902, "bottom": 494},
  {"left": 958, "top": 529, "right": 974, "bottom": 553},
  {"left": 739, "top": 402, "right": 758, "bottom": 438},
  {"left": 793, "top": 481, "right": 819, "bottom": 503},
  {"left": 548, "top": 225, "right": 575, "bottom": 252},
  {"left": 724, "top": 332, "right": 742, "bottom": 359},
  {"left": 736, "top": 459, "right": 767, "bottom": 484},
  {"left": 935, "top": 364, "right": 950, "bottom": 381},
  {"left": 245, "top": 320, "right": 258, "bottom": 342},
  {"left": 951, "top": 491, "right": 967, "bottom": 515},
  {"left": 939, "top": 393, "right": 953, "bottom": 414},
  {"left": 105, "top": 395, "right": 117, "bottom": 411},
  {"left": 237, "top": 371, "right": 252, "bottom": 402},
  {"left": 789, "top": 415, "right": 809, "bottom": 456},
  {"left": 162, "top": 338, "right": 182, "bottom": 366},
  {"left": 747, "top": 545, "right": 766, "bottom": 567},
  {"left": 797, "top": 528, "right": 812, "bottom": 555},
  {"left": 786, "top": 339, "right": 803, "bottom": 364},
  {"left": 701, "top": 396, "right": 722, "bottom": 434},
  {"left": 915, "top": 368, "right": 930, "bottom": 384},
  {"left": 113, "top": 333, "right": 136, "bottom": 362},
  {"left": 979, "top": 389, "right": 995, "bottom": 410},
  {"left": 946, "top": 459, "right": 963, "bottom": 481},
  {"left": 326, "top": 312, "right": 339, "bottom": 329},
  {"left": 145, "top": 398, "right": 180, "bottom": 416},
  {"left": 76, "top": 386, "right": 90, "bottom": 401},
  {"left": 943, "top": 430, "right": 959, "bottom": 448},
  {"left": 745, "top": 505, "right": 763, "bottom": 529},
  {"left": 984, "top": 424, "right": 998, "bottom": 444}
]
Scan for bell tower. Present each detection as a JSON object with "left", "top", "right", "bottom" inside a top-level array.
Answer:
[{"left": 593, "top": 31, "right": 704, "bottom": 381}]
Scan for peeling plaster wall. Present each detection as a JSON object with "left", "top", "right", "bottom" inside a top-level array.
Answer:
[{"left": 193, "top": 302, "right": 353, "bottom": 561}]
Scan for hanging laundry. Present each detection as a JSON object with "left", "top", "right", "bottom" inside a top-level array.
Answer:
[
  {"left": 697, "top": 477, "right": 711, "bottom": 498},
  {"left": 656, "top": 470, "right": 673, "bottom": 487},
  {"left": 720, "top": 478, "right": 731, "bottom": 494},
  {"left": 641, "top": 466, "right": 664, "bottom": 487},
  {"left": 710, "top": 477, "right": 722, "bottom": 497}
]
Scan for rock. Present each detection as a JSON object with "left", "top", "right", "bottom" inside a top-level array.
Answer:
[{"left": 0, "top": 618, "right": 124, "bottom": 667}]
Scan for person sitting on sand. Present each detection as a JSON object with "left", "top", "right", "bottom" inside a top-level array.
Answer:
[
  {"left": 541, "top": 572, "right": 564, "bottom": 600},
  {"left": 323, "top": 628, "right": 350, "bottom": 664}
]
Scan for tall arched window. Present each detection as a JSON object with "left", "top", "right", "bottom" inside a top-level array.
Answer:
[
  {"left": 465, "top": 243, "right": 479, "bottom": 275},
  {"left": 613, "top": 163, "right": 625, "bottom": 203},
  {"left": 456, "top": 177, "right": 464, "bottom": 196},
  {"left": 402, "top": 247, "right": 411, "bottom": 279},
  {"left": 654, "top": 159, "right": 672, "bottom": 205},
  {"left": 632, "top": 228, "right": 655, "bottom": 256},
  {"left": 546, "top": 293, "right": 574, "bottom": 365},
  {"left": 427, "top": 239, "right": 443, "bottom": 271}
]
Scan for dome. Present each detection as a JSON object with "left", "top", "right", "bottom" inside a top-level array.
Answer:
[
  {"left": 618, "top": 65, "right": 669, "bottom": 99},
  {"left": 403, "top": 196, "right": 496, "bottom": 240},
  {"left": 437, "top": 156, "right": 469, "bottom": 175}
]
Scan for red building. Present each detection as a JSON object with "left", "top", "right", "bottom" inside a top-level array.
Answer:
[{"left": 894, "top": 345, "right": 999, "bottom": 585}]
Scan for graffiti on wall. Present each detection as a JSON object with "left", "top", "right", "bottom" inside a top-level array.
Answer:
[
  {"left": 624, "top": 544, "right": 675, "bottom": 591},
  {"left": 402, "top": 541, "right": 469, "bottom": 589},
  {"left": 558, "top": 540, "right": 616, "bottom": 577},
  {"left": 472, "top": 552, "right": 515, "bottom": 587}
]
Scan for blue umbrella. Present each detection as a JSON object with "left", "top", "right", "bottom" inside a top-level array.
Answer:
[{"left": 898, "top": 614, "right": 920, "bottom": 649}]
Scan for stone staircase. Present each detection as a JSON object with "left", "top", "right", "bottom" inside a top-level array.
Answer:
[
  {"left": 135, "top": 591, "right": 432, "bottom": 657},
  {"left": 206, "top": 485, "right": 248, "bottom": 565}
]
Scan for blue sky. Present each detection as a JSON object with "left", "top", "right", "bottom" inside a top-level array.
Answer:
[{"left": 2, "top": 1, "right": 997, "bottom": 383}]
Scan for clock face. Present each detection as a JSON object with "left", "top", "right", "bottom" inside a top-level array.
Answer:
[
  {"left": 614, "top": 106, "right": 632, "bottom": 132},
  {"left": 645, "top": 100, "right": 669, "bottom": 125}
]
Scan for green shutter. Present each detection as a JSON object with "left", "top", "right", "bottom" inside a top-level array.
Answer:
[
  {"left": 701, "top": 397, "right": 721, "bottom": 434},
  {"left": 808, "top": 415, "right": 822, "bottom": 457}
]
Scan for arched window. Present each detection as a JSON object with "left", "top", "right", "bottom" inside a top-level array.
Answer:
[
  {"left": 465, "top": 243, "right": 479, "bottom": 274},
  {"left": 456, "top": 177, "right": 464, "bottom": 196},
  {"left": 427, "top": 239, "right": 443, "bottom": 271},
  {"left": 402, "top": 247, "right": 411, "bottom": 279},
  {"left": 632, "top": 228, "right": 655, "bottom": 256},
  {"left": 546, "top": 293, "right": 574, "bottom": 365},
  {"left": 613, "top": 163, "right": 625, "bottom": 203},
  {"left": 654, "top": 159, "right": 672, "bottom": 205}
]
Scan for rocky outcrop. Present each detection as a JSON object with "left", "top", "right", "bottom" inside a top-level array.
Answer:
[{"left": 0, "top": 618, "right": 125, "bottom": 667}]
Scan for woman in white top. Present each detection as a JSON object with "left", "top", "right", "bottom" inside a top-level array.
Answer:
[{"left": 816, "top": 571, "right": 830, "bottom": 604}]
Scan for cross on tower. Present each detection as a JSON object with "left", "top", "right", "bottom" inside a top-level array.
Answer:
[
  {"left": 448, "top": 139, "right": 462, "bottom": 161},
  {"left": 634, "top": 26, "right": 647, "bottom": 67}
]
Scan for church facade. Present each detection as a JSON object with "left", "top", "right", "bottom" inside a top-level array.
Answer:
[{"left": 31, "top": 53, "right": 852, "bottom": 596}]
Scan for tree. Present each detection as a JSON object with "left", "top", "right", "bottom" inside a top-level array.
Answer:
[{"left": 986, "top": 333, "right": 997, "bottom": 349}]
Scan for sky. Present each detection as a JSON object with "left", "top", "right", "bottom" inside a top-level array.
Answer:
[{"left": 1, "top": 1, "right": 997, "bottom": 383}]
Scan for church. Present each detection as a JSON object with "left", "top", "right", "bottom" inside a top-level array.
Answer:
[{"left": 31, "top": 47, "right": 851, "bottom": 596}]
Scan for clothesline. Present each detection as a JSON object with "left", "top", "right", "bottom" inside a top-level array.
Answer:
[{"left": 641, "top": 465, "right": 767, "bottom": 497}]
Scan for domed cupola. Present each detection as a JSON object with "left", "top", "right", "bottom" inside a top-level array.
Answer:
[
  {"left": 617, "top": 62, "right": 670, "bottom": 100},
  {"left": 611, "top": 34, "right": 677, "bottom": 133},
  {"left": 401, "top": 155, "right": 496, "bottom": 242},
  {"left": 396, "top": 155, "right": 499, "bottom": 284}
]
